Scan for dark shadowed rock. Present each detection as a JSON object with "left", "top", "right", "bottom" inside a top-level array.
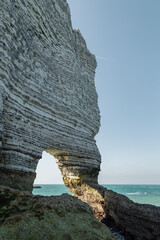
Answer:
[
  {"left": 67, "top": 181, "right": 160, "bottom": 240},
  {"left": 33, "top": 186, "right": 41, "bottom": 189}
]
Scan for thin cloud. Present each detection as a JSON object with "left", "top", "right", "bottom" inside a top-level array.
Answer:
[{"left": 96, "top": 56, "right": 113, "bottom": 62}]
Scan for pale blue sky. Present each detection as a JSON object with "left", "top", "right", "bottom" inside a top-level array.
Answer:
[{"left": 35, "top": 0, "right": 160, "bottom": 184}]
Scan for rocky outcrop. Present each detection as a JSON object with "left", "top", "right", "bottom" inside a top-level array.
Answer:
[
  {"left": 0, "top": 186, "right": 118, "bottom": 240},
  {"left": 1, "top": 1, "right": 160, "bottom": 240},
  {"left": 0, "top": 0, "right": 100, "bottom": 191},
  {"left": 68, "top": 181, "right": 160, "bottom": 240}
]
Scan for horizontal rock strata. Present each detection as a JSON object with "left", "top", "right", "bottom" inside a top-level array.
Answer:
[
  {"left": 1, "top": 1, "right": 159, "bottom": 240},
  {"left": 0, "top": 186, "right": 118, "bottom": 240},
  {"left": 0, "top": 0, "right": 100, "bottom": 191}
]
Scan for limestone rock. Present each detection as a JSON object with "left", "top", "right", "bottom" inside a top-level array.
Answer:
[
  {"left": 0, "top": 0, "right": 100, "bottom": 191},
  {"left": 2, "top": 2, "right": 160, "bottom": 240},
  {"left": 0, "top": 186, "right": 118, "bottom": 240},
  {"left": 69, "top": 182, "right": 160, "bottom": 240}
]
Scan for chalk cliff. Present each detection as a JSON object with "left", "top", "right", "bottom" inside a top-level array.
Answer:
[
  {"left": 0, "top": 0, "right": 100, "bottom": 191},
  {"left": 1, "top": 1, "right": 160, "bottom": 240}
]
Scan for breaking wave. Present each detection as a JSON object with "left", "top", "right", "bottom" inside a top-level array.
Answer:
[{"left": 126, "top": 192, "right": 148, "bottom": 196}]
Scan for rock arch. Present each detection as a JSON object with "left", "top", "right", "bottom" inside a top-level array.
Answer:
[
  {"left": 33, "top": 151, "right": 63, "bottom": 185},
  {"left": 1, "top": 1, "right": 160, "bottom": 239},
  {"left": 0, "top": 0, "right": 101, "bottom": 192}
]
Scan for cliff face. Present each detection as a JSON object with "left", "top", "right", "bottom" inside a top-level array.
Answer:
[
  {"left": 1, "top": 2, "right": 160, "bottom": 240},
  {"left": 0, "top": 0, "right": 101, "bottom": 191}
]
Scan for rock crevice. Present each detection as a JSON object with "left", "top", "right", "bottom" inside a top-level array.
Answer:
[{"left": 67, "top": 181, "right": 160, "bottom": 240}]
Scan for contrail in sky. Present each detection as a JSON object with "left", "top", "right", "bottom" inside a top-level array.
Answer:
[{"left": 96, "top": 56, "right": 113, "bottom": 62}]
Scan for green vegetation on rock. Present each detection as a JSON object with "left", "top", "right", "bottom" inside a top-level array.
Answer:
[
  {"left": 0, "top": 210, "right": 118, "bottom": 240},
  {"left": 0, "top": 186, "right": 118, "bottom": 240}
]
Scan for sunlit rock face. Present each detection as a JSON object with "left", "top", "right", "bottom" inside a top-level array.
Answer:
[
  {"left": 69, "top": 183, "right": 160, "bottom": 240},
  {"left": 0, "top": 0, "right": 100, "bottom": 191}
]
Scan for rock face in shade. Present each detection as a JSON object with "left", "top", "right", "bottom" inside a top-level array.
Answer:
[
  {"left": 0, "top": 0, "right": 101, "bottom": 191},
  {"left": 68, "top": 182, "right": 160, "bottom": 240}
]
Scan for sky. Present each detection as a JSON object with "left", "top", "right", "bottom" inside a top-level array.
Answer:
[{"left": 35, "top": 0, "right": 160, "bottom": 185}]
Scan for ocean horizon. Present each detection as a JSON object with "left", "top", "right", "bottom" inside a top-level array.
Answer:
[{"left": 33, "top": 184, "right": 160, "bottom": 207}]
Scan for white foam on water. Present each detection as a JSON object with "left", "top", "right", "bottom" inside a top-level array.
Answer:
[{"left": 126, "top": 192, "right": 148, "bottom": 196}]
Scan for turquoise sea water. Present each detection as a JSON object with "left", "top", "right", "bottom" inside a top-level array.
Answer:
[{"left": 33, "top": 184, "right": 160, "bottom": 207}]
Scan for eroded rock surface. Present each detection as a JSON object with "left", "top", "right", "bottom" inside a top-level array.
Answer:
[
  {"left": 1, "top": 1, "right": 160, "bottom": 240},
  {"left": 68, "top": 181, "right": 160, "bottom": 240},
  {"left": 0, "top": 186, "right": 118, "bottom": 240},
  {"left": 0, "top": 0, "right": 100, "bottom": 191}
]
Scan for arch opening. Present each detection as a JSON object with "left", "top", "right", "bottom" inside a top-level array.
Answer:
[
  {"left": 32, "top": 148, "right": 100, "bottom": 197},
  {"left": 33, "top": 151, "right": 71, "bottom": 196}
]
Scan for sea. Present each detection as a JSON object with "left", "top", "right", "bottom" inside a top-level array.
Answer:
[{"left": 33, "top": 184, "right": 160, "bottom": 207}]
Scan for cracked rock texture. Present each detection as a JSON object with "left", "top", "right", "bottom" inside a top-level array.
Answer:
[{"left": 0, "top": 0, "right": 101, "bottom": 191}]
